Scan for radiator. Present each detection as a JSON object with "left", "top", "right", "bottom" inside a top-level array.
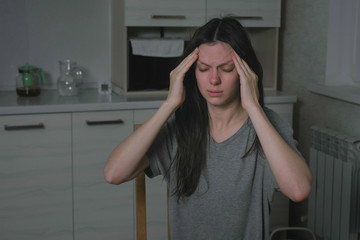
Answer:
[{"left": 308, "top": 126, "right": 360, "bottom": 240}]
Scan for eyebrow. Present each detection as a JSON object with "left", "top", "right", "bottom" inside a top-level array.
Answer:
[{"left": 197, "top": 60, "right": 234, "bottom": 67}]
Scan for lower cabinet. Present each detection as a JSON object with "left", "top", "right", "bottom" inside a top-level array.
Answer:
[
  {"left": 72, "top": 110, "right": 134, "bottom": 240},
  {"left": 0, "top": 110, "right": 137, "bottom": 240},
  {"left": 0, "top": 113, "right": 73, "bottom": 240}
]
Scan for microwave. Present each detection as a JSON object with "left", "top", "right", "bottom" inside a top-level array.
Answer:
[{"left": 127, "top": 40, "right": 188, "bottom": 92}]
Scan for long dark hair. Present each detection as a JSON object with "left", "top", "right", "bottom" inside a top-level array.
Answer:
[{"left": 171, "top": 17, "right": 264, "bottom": 200}]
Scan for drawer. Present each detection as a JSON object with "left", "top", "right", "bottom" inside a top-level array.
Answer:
[
  {"left": 206, "top": 0, "right": 281, "bottom": 27},
  {"left": 125, "top": 0, "right": 206, "bottom": 26}
]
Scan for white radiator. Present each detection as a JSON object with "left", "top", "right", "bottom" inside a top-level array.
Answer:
[{"left": 308, "top": 126, "right": 360, "bottom": 240}]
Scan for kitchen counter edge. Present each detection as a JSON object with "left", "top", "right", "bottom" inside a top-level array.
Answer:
[{"left": 0, "top": 89, "right": 297, "bottom": 115}]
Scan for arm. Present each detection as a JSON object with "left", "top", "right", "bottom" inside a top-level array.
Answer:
[
  {"left": 232, "top": 53, "right": 312, "bottom": 202},
  {"left": 104, "top": 49, "right": 199, "bottom": 185}
]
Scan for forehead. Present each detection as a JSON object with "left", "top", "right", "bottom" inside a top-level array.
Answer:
[{"left": 198, "top": 42, "right": 234, "bottom": 64}]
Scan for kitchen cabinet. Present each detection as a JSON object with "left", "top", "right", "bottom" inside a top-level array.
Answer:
[
  {"left": 117, "top": 0, "right": 281, "bottom": 96},
  {"left": 0, "top": 108, "right": 163, "bottom": 240},
  {"left": 124, "top": 0, "right": 281, "bottom": 27},
  {"left": 75, "top": 108, "right": 169, "bottom": 239},
  {"left": 206, "top": 0, "right": 281, "bottom": 27},
  {"left": 125, "top": 0, "right": 205, "bottom": 27},
  {"left": 72, "top": 110, "right": 134, "bottom": 240},
  {"left": 0, "top": 113, "right": 73, "bottom": 240}
]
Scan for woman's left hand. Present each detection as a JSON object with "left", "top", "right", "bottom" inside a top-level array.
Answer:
[
  {"left": 232, "top": 52, "right": 312, "bottom": 203},
  {"left": 232, "top": 52, "right": 260, "bottom": 112}
]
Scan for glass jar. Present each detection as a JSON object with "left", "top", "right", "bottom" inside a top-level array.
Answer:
[
  {"left": 16, "top": 64, "right": 45, "bottom": 97},
  {"left": 57, "top": 60, "right": 83, "bottom": 96}
]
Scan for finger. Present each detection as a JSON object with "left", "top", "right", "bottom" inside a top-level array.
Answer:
[
  {"left": 180, "top": 48, "right": 199, "bottom": 73},
  {"left": 235, "top": 54, "right": 252, "bottom": 77},
  {"left": 233, "top": 53, "right": 257, "bottom": 83},
  {"left": 232, "top": 53, "right": 247, "bottom": 80},
  {"left": 175, "top": 48, "right": 199, "bottom": 74},
  {"left": 239, "top": 58, "right": 254, "bottom": 77}
]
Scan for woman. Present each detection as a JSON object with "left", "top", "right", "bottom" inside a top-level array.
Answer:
[{"left": 104, "top": 17, "right": 312, "bottom": 240}]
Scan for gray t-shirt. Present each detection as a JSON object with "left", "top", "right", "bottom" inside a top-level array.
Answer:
[{"left": 147, "top": 108, "right": 299, "bottom": 240}]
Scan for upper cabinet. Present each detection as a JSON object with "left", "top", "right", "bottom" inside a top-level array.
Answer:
[
  {"left": 206, "top": 0, "right": 281, "bottom": 27},
  {"left": 124, "top": 0, "right": 281, "bottom": 27},
  {"left": 125, "top": 0, "right": 206, "bottom": 27}
]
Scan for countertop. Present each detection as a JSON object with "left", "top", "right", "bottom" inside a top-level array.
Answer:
[{"left": 0, "top": 89, "right": 297, "bottom": 115}]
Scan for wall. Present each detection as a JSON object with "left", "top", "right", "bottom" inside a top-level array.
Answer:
[
  {"left": 278, "top": 0, "right": 360, "bottom": 227},
  {"left": 0, "top": 0, "right": 112, "bottom": 90},
  {"left": 0, "top": 0, "right": 28, "bottom": 90}
]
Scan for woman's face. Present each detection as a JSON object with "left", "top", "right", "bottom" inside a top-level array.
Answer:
[{"left": 195, "top": 41, "right": 241, "bottom": 108}]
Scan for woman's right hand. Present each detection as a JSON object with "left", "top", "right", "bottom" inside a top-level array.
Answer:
[
  {"left": 104, "top": 49, "right": 198, "bottom": 185},
  {"left": 104, "top": 49, "right": 199, "bottom": 185},
  {"left": 166, "top": 48, "right": 199, "bottom": 109}
]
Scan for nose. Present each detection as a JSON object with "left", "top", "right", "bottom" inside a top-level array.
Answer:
[{"left": 209, "top": 69, "right": 221, "bottom": 85}]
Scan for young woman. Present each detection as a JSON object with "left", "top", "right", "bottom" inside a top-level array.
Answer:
[{"left": 104, "top": 17, "right": 312, "bottom": 240}]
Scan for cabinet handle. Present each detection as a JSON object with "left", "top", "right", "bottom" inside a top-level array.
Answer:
[
  {"left": 230, "top": 16, "right": 263, "bottom": 21},
  {"left": 86, "top": 119, "right": 124, "bottom": 126},
  {"left": 4, "top": 123, "right": 45, "bottom": 131},
  {"left": 151, "top": 15, "right": 186, "bottom": 20}
]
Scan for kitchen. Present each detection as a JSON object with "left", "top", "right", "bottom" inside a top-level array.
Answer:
[{"left": 1, "top": 0, "right": 359, "bottom": 240}]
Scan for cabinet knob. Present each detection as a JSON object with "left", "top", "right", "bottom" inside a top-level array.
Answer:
[
  {"left": 4, "top": 123, "right": 45, "bottom": 131},
  {"left": 86, "top": 119, "right": 124, "bottom": 126}
]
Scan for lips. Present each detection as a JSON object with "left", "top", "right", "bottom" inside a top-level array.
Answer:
[{"left": 207, "top": 90, "right": 223, "bottom": 97}]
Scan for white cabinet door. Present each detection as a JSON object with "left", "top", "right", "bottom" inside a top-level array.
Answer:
[
  {"left": 72, "top": 110, "right": 134, "bottom": 240},
  {"left": 125, "top": 0, "right": 206, "bottom": 26},
  {"left": 0, "top": 113, "right": 72, "bottom": 240},
  {"left": 206, "top": 0, "right": 281, "bottom": 27}
]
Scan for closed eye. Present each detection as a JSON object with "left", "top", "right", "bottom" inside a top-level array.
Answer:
[
  {"left": 197, "top": 64, "right": 209, "bottom": 72},
  {"left": 198, "top": 68, "right": 209, "bottom": 72},
  {"left": 221, "top": 67, "right": 235, "bottom": 73}
]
